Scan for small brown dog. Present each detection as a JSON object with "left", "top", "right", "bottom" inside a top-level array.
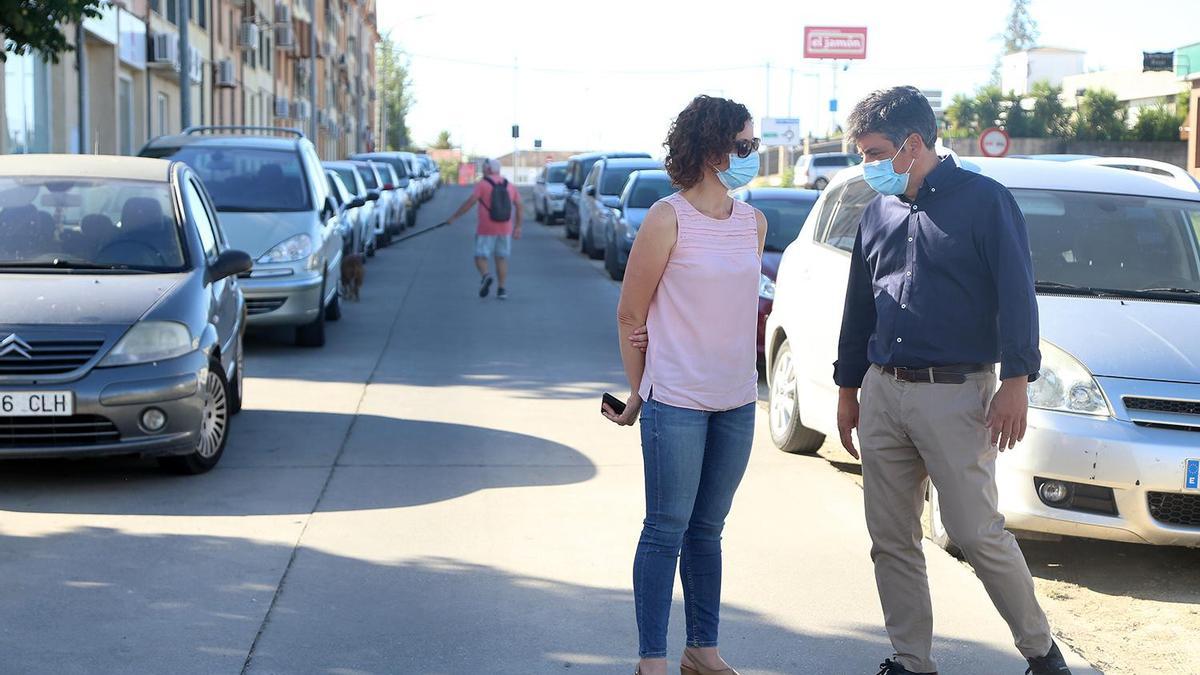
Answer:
[{"left": 340, "top": 253, "right": 365, "bottom": 301}]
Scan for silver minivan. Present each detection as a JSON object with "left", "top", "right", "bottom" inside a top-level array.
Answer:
[{"left": 141, "top": 127, "right": 343, "bottom": 347}]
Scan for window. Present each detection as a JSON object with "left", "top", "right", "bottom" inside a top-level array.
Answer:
[
  {"left": 196, "top": 0, "right": 206, "bottom": 29},
  {"left": 601, "top": 167, "right": 654, "bottom": 196},
  {"left": 547, "top": 165, "right": 567, "bottom": 183},
  {"left": 584, "top": 163, "right": 601, "bottom": 191},
  {"left": 752, "top": 197, "right": 819, "bottom": 253},
  {"left": 118, "top": 77, "right": 134, "bottom": 155},
  {"left": 166, "top": 0, "right": 177, "bottom": 24},
  {"left": 4, "top": 51, "right": 53, "bottom": 153},
  {"left": 626, "top": 177, "right": 674, "bottom": 208},
  {"left": 821, "top": 180, "right": 876, "bottom": 252},
  {"left": 156, "top": 92, "right": 169, "bottom": 136},
  {"left": 141, "top": 146, "right": 312, "bottom": 213},
  {"left": 184, "top": 178, "right": 220, "bottom": 261}
]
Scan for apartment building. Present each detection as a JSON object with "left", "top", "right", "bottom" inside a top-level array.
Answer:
[{"left": 1, "top": 0, "right": 378, "bottom": 158}]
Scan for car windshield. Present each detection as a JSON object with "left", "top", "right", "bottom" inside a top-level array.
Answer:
[
  {"left": 602, "top": 167, "right": 652, "bottom": 196},
  {"left": 627, "top": 178, "right": 675, "bottom": 208},
  {"left": 145, "top": 146, "right": 310, "bottom": 212},
  {"left": 363, "top": 156, "right": 408, "bottom": 179},
  {"left": 1019, "top": 189, "right": 1200, "bottom": 293},
  {"left": 752, "top": 198, "right": 817, "bottom": 252},
  {"left": 356, "top": 165, "right": 379, "bottom": 190},
  {"left": 547, "top": 166, "right": 567, "bottom": 183},
  {"left": 330, "top": 167, "right": 360, "bottom": 194},
  {"left": 0, "top": 177, "right": 185, "bottom": 271}
]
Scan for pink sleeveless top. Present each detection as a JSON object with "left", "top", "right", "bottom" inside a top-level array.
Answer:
[{"left": 638, "top": 193, "right": 761, "bottom": 411}]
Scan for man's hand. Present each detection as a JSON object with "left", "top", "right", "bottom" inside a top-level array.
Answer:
[
  {"left": 629, "top": 325, "right": 648, "bottom": 353},
  {"left": 837, "top": 387, "right": 861, "bottom": 459},
  {"left": 513, "top": 224, "right": 522, "bottom": 240},
  {"left": 986, "top": 377, "right": 1029, "bottom": 451}
]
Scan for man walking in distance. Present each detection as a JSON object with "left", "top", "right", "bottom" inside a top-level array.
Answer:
[
  {"left": 835, "top": 87, "right": 1071, "bottom": 675},
  {"left": 445, "top": 158, "right": 523, "bottom": 299}
]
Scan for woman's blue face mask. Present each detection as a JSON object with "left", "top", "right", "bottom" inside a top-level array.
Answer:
[
  {"left": 862, "top": 142, "right": 917, "bottom": 196},
  {"left": 715, "top": 152, "right": 760, "bottom": 190}
]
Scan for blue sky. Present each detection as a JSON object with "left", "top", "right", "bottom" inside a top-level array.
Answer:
[{"left": 378, "top": 0, "right": 1198, "bottom": 158}]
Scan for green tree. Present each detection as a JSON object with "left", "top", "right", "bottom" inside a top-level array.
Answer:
[
  {"left": 991, "top": 0, "right": 1040, "bottom": 84},
  {"left": 944, "top": 93, "right": 979, "bottom": 138},
  {"left": 377, "top": 35, "right": 415, "bottom": 151},
  {"left": 1003, "top": 94, "right": 1037, "bottom": 138},
  {"left": 1028, "top": 81, "right": 1071, "bottom": 138},
  {"left": 432, "top": 130, "right": 453, "bottom": 150},
  {"left": 1072, "top": 88, "right": 1128, "bottom": 141},
  {"left": 973, "top": 85, "right": 1006, "bottom": 130},
  {"left": 1, "top": 0, "right": 108, "bottom": 62}
]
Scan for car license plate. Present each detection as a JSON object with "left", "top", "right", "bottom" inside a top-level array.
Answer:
[
  {"left": 1186, "top": 459, "right": 1200, "bottom": 491},
  {"left": 0, "top": 391, "right": 74, "bottom": 416}
]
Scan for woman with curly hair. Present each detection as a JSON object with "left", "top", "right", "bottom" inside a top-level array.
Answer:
[{"left": 602, "top": 95, "right": 766, "bottom": 675}]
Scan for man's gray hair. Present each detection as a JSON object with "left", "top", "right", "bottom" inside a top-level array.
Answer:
[{"left": 484, "top": 158, "right": 501, "bottom": 175}]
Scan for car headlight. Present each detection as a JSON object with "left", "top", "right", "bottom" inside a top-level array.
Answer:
[
  {"left": 1028, "top": 340, "right": 1110, "bottom": 416},
  {"left": 258, "top": 233, "right": 313, "bottom": 264},
  {"left": 100, "top": 321, "right": 195, "bottom": 367},
  {"left": 758, "top": 273, "right": 776, "bottom": 300}
]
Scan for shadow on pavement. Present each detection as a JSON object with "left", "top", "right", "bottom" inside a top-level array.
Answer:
[
  {"left": 0, "top": 523, "right": 1025, "bottom": 675},
  {"left": 1021, "top": 536, "right": 1200, "bottom": 604},
  {"left": 0, "top": 412, "right": 596, "bottom": 516}
]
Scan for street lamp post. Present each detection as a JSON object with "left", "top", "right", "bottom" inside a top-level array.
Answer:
[{"left": 179, "top": 0, "right": 191, "bottom": 129}]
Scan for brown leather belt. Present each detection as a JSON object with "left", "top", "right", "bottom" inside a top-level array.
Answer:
[{"left": 876, "top": 363, "right": 991, "bottom": 384}]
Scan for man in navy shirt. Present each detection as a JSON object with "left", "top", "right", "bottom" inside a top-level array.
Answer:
[{"left": 835, "top": 87, "right": 1070, "bottom": 675}]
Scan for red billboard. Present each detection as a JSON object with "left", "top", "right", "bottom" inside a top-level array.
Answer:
[{"left": 803, "top": 26, "right": 868, "bottom": 59}]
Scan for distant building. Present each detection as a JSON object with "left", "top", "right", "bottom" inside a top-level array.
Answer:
[
  {"left": 1178, "top": 41, "right": 1200, "bottom": 178},
  {"left": 1001, "top": 47, "right": 1086, "bottom": 96},
  {"left": 1060, "top": 69, "right": 1186, "bottom": 121},
  {"left": 494, "top": 149, "right": 589, "bottom": 184}
]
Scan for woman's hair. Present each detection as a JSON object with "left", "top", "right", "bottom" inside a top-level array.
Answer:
[{"left": 664, "top": 95, "right": 751, "bottom": 189}]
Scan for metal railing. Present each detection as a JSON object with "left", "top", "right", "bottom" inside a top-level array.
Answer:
[{"left": 181, "top": 125, "right": 306, "bottom": 139}]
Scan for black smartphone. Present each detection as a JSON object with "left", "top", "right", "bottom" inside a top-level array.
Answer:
[{"left": 602, "top": 392, "right": 627, "bottom": 416}]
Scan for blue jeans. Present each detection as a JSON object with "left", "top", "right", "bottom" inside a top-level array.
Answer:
[{"left": 634, "top": 397, "right": 755, "bottom": 659}]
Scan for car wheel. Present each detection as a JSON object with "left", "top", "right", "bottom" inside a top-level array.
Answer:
[
  {"left": 535, "top": 201, "right": 544, "bottom": 223},
  {"left": 813, "top": 177, "right": 829, "bottom": 190},
  {"left": 606, "top": 240, "right": 624, "bottom": 281},
  {"left": 924, "top": 483, "right": 962, "bottom": 557},
  {"left": 565, "top": 214, "right": 579, "bottom": 239},
  {"left": 295, "top": 279, "right": 328, "bottom": 347},
  {"left": 768, "top": 339, "right": 825, "bottom": 453},
  {"left": 158, "top": 359, "right": 230, "bottom": 475},
  {"left": 325, "top": 287, "right": 342, "bottom": 322},
  {"left": 588, "top": 227, "right": 605, "bottom": 260},
  {"left": 228, "top": 337, "right": 244, "bottom": 415},
  {"left": 367, "top": 236, "right": 377, "bottom": 257}
]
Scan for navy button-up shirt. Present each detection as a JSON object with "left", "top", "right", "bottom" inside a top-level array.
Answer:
[{"left": 833, "top": 156, "right": 1041, "bottom": 387}]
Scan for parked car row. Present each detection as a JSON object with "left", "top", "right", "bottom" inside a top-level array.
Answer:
[{"left": 0, "top": 126, "right": 441, "bottom": 476}]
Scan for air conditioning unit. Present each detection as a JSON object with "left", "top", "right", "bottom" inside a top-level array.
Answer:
[
  {"left": 238, "top": 21, "right": 260, "bottom": 49},
  {"left": 215, "top": 59, "right": 236, "bottom": 88},
  {"left": 294, "top": 99, "right": 311, "bottom": 120},
  {"left": 274, "top": 97, "right": 290, "bottom": 118},
  {"left": 295, "top": 60, "right": 311, "bottom": 86},
  {"left": 188, "top": 46, "right": 204, "bottom": 84},
  {"left": 274, "top": 2, "right": 291, "bottom": 22},
  {"left": 148, "top": 32, "right": 179, "bottom": 68},
  {"left": 275, "top": 23, "right": 295, "bottom": 48}
]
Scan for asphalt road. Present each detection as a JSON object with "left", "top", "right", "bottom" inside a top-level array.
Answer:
[{"left": 0, "top": 185, "right": 1097, "bottom": 675}]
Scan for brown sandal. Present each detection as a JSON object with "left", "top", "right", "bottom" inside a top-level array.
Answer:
[{"left": 680, "top": 647, "right": 739, "bottom": 675}]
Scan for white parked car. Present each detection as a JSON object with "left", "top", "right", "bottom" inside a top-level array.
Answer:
[
  {"left": 793, "top": 151, "right": 862, "bottom": 190},
  {"left": 765, "top": 155, "right": 1200, "bottom": 548}
]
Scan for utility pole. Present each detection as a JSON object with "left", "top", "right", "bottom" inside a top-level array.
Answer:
[
  {"left": 75, "top": 23, "right": 88, "bottom": 152},
  {"left": 764, "top": 61, "right": 771, "bottom": 116},
  {"left": 787, "top": 67, "right": 794, "bottom": 118},
  {"left": 179, "top": 0, "right": 191, "bottom": 129},
  {"left": 512, "top": 57, "right": 519, "bottom": 183},
  {"left": 308, "top": 0, "right": 318, "bottom": 140}
]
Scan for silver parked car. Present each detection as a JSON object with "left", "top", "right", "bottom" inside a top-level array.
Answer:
[
  {"left": 578, "top": 157, "right": 662, "bottom": 259},
  {"left": 141, "top": 127, "right": 344, "bottom": 347},
  {"left": 793, "top": 151, "right": 862, "bottom": 190},
  {"left": 351, "top": 152, "right": 420, "bottom": 228},
  {"left": 348, "top": 160, "right": 392, "bottom": 248},
  {"left": 323, "top": 161, "right": 375, "bottom": 258},
  {"left": 604, "top": 169, "right": 675, "bottom": 280},
  {"left": 0, "top": 155, "right": 252, "bottom": 473},
  {"left": 766, "top": 154, "right": 1200, "bottom": 548},
  {"left": 377, "top": 162, "right": 410, "bottom": 234},
  {"left": 325, "top": 170, "right": 368, "bottom": 259},
  {"left": 533, "top": 161, "right": 568, "bottom": 225}
]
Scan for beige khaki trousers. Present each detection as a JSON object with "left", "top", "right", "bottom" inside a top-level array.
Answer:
[{"left": 858, "top": 366, "right": 1052, "bottom": 673}]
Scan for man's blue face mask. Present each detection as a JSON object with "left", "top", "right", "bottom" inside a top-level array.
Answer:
[{"left": 862, "top": 141, "right": 917, "bottom": 196}]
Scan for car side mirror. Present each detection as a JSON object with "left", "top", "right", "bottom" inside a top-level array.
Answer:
[
  {"left": 350, "top": 196, "right": 366, "bottom": 209},
  {"left": 583, "top": 185, "right": 596, "bottom": 196},
  {"left": 322, "top": 196, "right": 338, "bottom": 219},
  {"left": 366, "top": 189, "right": 381, "bottom": 201},
  {"left": 208, "top": 249, "right": 253, "bottom": 283},
  {"left": 610, "top": 206, "right": 622, "bottom": 217}
]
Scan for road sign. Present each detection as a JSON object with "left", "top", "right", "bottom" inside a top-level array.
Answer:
[
  {"left": 979, "top": 127, "right": 1011, "bottom": 157},
  {"left": 533, "top": 138, "right": 542, "bottom": 148},
  {"left": 803, "top": 26, "right": 868, "bottom": 60},
  {"left": 1143, "top": 51, "right": 1174, "bottom": 72},
  {"left": 829, "top": 99, "right": 838, "bottom": 112},
  {"left": 761, "top": 117, "right": 801, "bottom": 146}
]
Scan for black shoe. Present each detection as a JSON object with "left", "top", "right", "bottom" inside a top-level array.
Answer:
[
  {"left": 1026, "top": 641, "right": 1071, "bottom": 675},
  {"left": 496, "top": 287, "right": 508, "bottom": 300},
  {"left": 479, "top": 274, "right": 493, "bottom": 298},
  {"left": 876, "top": 658, "right": 936, "bottom": 675}
]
